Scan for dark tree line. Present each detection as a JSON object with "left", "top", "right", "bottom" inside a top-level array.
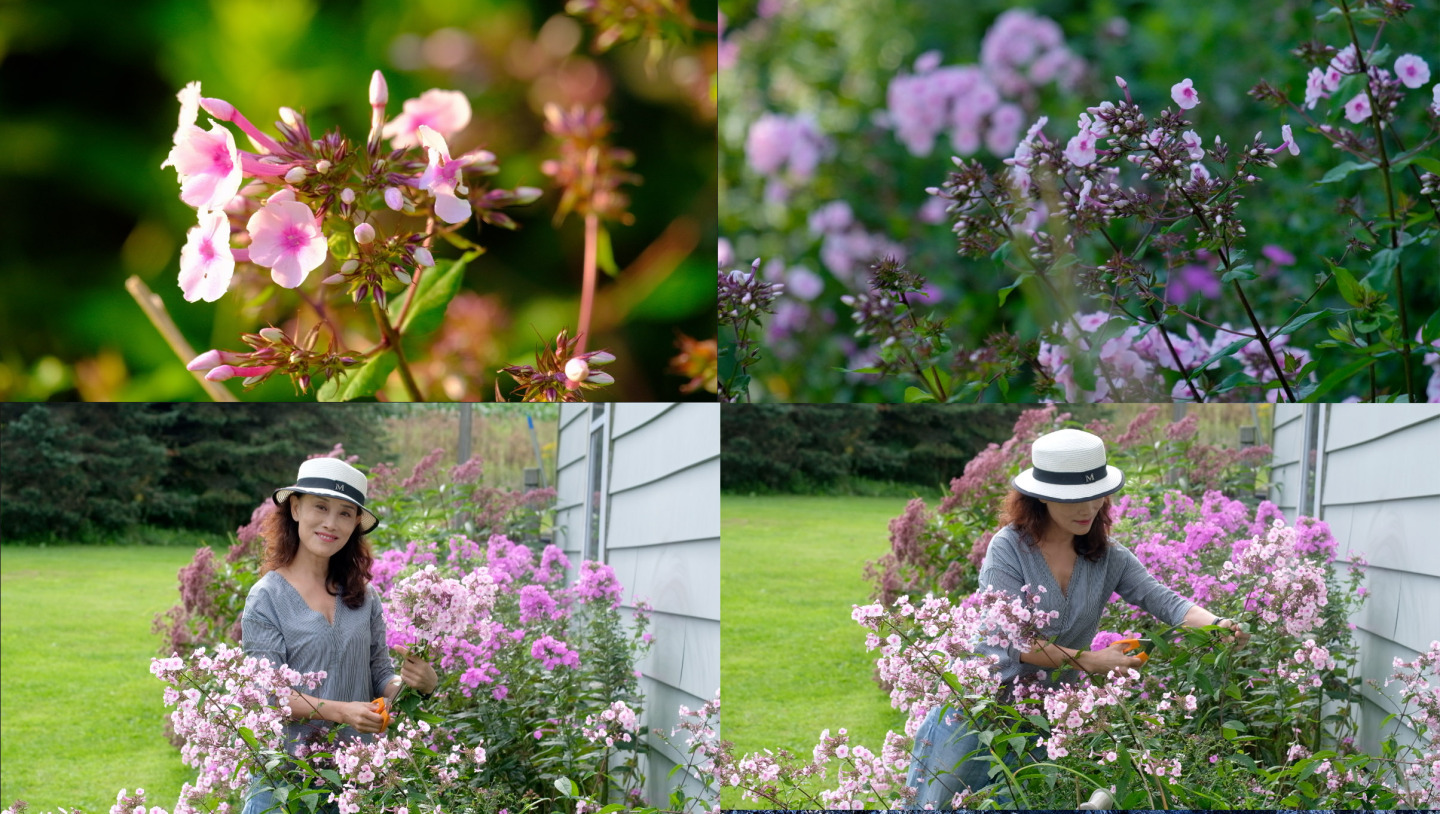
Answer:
[
  {"left": 721, "top": 405, "right": 1041, "bottom": 494},
  {"left": 0, "top": 404, "right": 391, "bottom": 542}
]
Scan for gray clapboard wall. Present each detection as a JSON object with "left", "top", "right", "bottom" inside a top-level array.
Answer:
[
  {"left": 1270, "top": 404, "right": 1440, "bottom": 760},
  {"left": 555, "top": 403, "right": 719, "bottom": 809}
]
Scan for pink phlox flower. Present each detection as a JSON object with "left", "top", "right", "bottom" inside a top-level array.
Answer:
[
  {"left": 1171, "top": 78, "right": 1200, "bottom": 110},
  {"left": 178, "top": 208, "right": 236, "bottom": 302},
  {"left": 418, "top": 125, "right": 479, "bottom": 224},
  {"left": 1304, "top": 67, "right": 1330, "bottom": 110},
  {"left": 383, "top": 89, "right": 473, "bottom": 149},
  {"left": 245, "top": 192, "right": 328, "bottom": 288},
  {"left": 1181, "top": 129, "right": 1204, "bottom": 160},
  {"left": 1064, "top": 112, "right": 1099, "bottom": 167},
  {"left": 163, "top": 116, "right": 243, "bottom": 211},
  {"left": 1329, "top": 45, "right": 1360, "bottom": 78},
  {"left": 1394, "top": 54, "right": 1431, "bottom": 89},
  {"left": 1344, "top": 92, "right": 1372, "bottom": 123}
]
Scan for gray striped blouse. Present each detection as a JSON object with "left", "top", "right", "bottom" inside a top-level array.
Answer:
[
  {"left": 975, "top": 525, "right": 1194, "bottom": 687},
  {"left": 241, "top": 570, "right": 398, "bottom": 750}
]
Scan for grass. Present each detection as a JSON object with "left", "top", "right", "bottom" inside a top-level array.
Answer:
[
  {"left": 1, "top": 545, "right": 199, "bottom": 812},
  {"left": 720, "top": 495, "right": 921, "bottom": 809}
]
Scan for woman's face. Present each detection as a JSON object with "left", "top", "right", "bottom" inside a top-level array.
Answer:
[
  {"left": 1041, "top": 496, "right": 1106, "bottom": 537},
  {"left": 290, "top": 493, "right": 359, "bottom": 561}
]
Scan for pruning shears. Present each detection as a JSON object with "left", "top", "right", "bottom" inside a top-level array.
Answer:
[{"left": 1114, "top": 638, "right": 1151, "bottom": 665}]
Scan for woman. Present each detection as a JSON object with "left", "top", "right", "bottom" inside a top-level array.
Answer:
[
  {"left": 240, "top": 457, "right": 439, "bottom": 814},
  {"left": 906, "top": 428, "right": 1247, "bottom": 809}
]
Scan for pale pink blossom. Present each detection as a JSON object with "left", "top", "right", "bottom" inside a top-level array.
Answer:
[
  {"left": 382, "top": 89, "right": 473, "bottom": 149},
  {"left": 178, "top": 209, "right": 235, "bottom": 302},
  {"left": 246, "top": 195, "right": 328, "bottom": 288},
  {"left": 1277, "top": 124, "right": 1299, "bottom": 157},
  {"left": 417, "top": 125, "right": 476, "bottom": 224},
  {"left": 1344, "top": 91, "right": 1372, "bottom": 123},
  {"left": 1171, "top": 78, "right": 1200, "bottom": 110},
  {"left": 1304, "top": 67, "right": 1330, "bottom": 110},
  {"left": 1394, "top": 55, "right": 1430, "bottom": 89},
  {"left": 1181, "top": 129, "right": 1204, "bottom": 160},
  {"left": 1064, "top": 113, "right": 1099, "bottom": 167},
  {"left": 162, "top": 120, "right": 243, "bottom": 211}
]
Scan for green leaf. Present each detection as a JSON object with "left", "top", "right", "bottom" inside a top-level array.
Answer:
[
  {"left": 905, "top": 386, "right": 937, "bottom": 403},
  {"left": 389, "top": 249, "right": 480, "bottom": 338},
  {"left": 1276, "top": 308, "right": 1334, "bottom": 336},
  {"left": 317, "top": 352, "right": 398, "bottom": 402},
  {"left": 1223, "top": 719, "right": 1248, "bottom": 732},
  {"left": 1422, "top": 309, "right": 1440, "bottom": 344},
  {"left": 1318, "top": 160, "right": 1377, "bottom": 184},
  {"left": 1368, "top": 247, "right": 1401, "bottom": 281},
  {"left": 597, "top": 225, "right": 620, "bottom": 277},
  {"left": 1196, "top": 335, "right": 1253, "bottom": 372},
  {"left": 238, "top": 726, "right": 258, "bottom": 750},
  {"left": 997, "top": 275, "right": 1028, "bottom": 307},
  {"left": 554, "top": 777, "right": 576, "bottom": 797},
  {"left": 1220, "top": 264, "right": 1257, "bottom": 284},
  {"left": 1411, "top": 156, "right": 1440, "bottom": 175},
  {"left": 1302, "top": 356, "right": 1374, "bottom": 401},
  {"left": 1328, "top": 260, "right": 1364, "bottom": 308}
]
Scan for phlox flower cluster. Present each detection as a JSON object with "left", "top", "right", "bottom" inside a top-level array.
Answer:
[
  {"left": 852, "top": 587, "right": 1058, "bottom": 734},
  {"left": 531, "top": 634, "right": 582, "bottom": 670},
  {"left": 573, "top": 560, "right": 624, "bottom": 607},
  {"left": 150, "top": 645, "right": 326, "bottom": 813},
  {"left": 582, "top": 700, "right": 639, "bottom": 747},
  {"left": 886, "top": 10, "right": 1083, "bottom": 159},
  {"left": 107, "top": 787, "right": 168, "bottom": 814},
  {"left": 810, "top": 728, "right": 913, "bottom": 809},
  {"left": 1304, "top": 48, "right": 1433, "bottom": 123},
  {"left": 383, "top": 563, "right": 500, "bottom": 649},
  {"left": 744, "top": 112, "right": 826, "bottom": 187},
  {"left": 1385, "top": 640, "right": 1440, "bottom": 807},
  {"left": 1039, "top": 670, "right": 1141, "bottom": 759},
  {"left": 808, "top": 200, "right": 908, "bottom": 285},
  {"left": 1224, "top": 520, "right": 1330, "bottom": 637},
  {"left": 1277, "top": 638, "right": 1337, "bottom": 692},
  {"left": 1036, "top": 311, "right": 1314, "bottom": 403}
]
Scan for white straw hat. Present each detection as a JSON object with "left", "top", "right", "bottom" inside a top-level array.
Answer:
[
  {"left": 272, "top": 458, "right": 379, "bottom": 533},
  {"left": 1012, "top": 428, "right": 1125, "bottom": 503}
]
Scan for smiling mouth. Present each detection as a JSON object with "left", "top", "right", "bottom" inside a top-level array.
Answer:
[{"left": 315, "top": 532, "right": 338, "bottom": 542}]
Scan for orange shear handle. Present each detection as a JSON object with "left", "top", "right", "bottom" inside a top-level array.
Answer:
[{"left": 1115, "top": 639, "right": 1150, "bottom": 665}]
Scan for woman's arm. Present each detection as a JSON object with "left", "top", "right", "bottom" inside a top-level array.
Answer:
[
  {"left": 1020, "top": 639, "right": 1143, "bottom": 675},
  {"left": 1181, "top": 604, "right": 1250, "bottom": 645},
  {"left": 282, "top": 688, "right": 386, "bottom": 732}
]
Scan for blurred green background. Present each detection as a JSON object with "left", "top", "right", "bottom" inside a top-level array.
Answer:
[{"left": 0, "top": 0, "right": 718, "bottom": 401}]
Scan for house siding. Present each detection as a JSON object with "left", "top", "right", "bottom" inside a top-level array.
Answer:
[
  {"left": 1270, "top": 405, "right": 1440, "bottom": 760},
  {"left": 556, "top": 403, "right": 720, "bottom": 809}
]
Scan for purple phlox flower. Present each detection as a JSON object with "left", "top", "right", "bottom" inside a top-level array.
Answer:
[
  {"left": 178, "top": 208, "right": 236, "bottom": 302},
  {"left": 1304, "top": 68, "right": 1330, "bottom": 110},
  {"left": 418, "top": 125, "right": 487, "bottom": 224},
  {"left": 1277, "top": 123, "right": 1300, "bottom": 157},
  {"left": 1167, "top": 262, "right": 1220, "bottom": 303},
  {"left": 162, "top": 98, "right": 243, "bottom": 211},
  {"left": 1330, "top": 45, "right": 1360, "bottom": 78},
  {"left": 785, "top": 265, "right": 825, "bottom": 301},
  {"left": 383, "top": 89, "right": 473, "bottom": 149},
  {"left": 530, "top": 634, "right": 581, "bottom": 670},
  {"left": 1394, "top": 54, "right": 1430, "bottom": 89},
  {"left": 198, "top": 95, "right": 286, "bottom": 155},
  {"left": 1064, "top": 112, "right": 1100, "bottom": 167},
  {"left": 574, "top": 560, "right": 623, "bottom": 607},
  {"left": 245, "top": 189, "right": 328, "bottom": 288},
  {"left": 1262, "top": 245, "right": 1296, "bottom": 266},
  {"left": 1344, "top": 92, "right": 1372, "bottom": 123},
  {"left": 1171, "top": 78, "right": 1200, "bottom": 110}
]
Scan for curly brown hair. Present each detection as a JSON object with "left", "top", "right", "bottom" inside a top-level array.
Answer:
[
  {"left": 999, "top": 489, "right": 1112, "bottom": 562},
  {"left": 261, "top": 495, "right": 374, "bottom": 609}
]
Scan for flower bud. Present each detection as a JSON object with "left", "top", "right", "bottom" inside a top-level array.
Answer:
[
  {"left": 322, "top": 273, "right": 345, "bottom": 284},
  {"left": 315, "top": 159, "right": 332, "bottom": 174},
  {"left": 187, "top": 349, "right": 223, "bottom": 372},
  {"left": 587, "top": 371, "right": 615, "bottom": 385},
  {"left": 514, "top": 187, "right": 543, "bottom": 205},
  {"left": 258, "top": 327, "right": 286, "bottom": 343},
  {"left": 205, "top": 365, "right": 238, "bottom": 382},
  {"left": 385, "top": 186, "right": 404, "bottom": 211},
  {"left": 354, "top": 222, "right": 376, "bottom": 244},
  {"left": 279, "top": 106, "right": 300, "bottom": 128},
  {"left": 564, "top": 358, "right": 590, "bottom": 384},
  {"left": 588, "top": 351, "right": 616, "bottom": 365},
  {"left": 1115, "top": 76, "right": 1128, "bottom": 90},
  {"left": 199, "top": 97, "right": 236, "bottom": 120},
  {"left": 369, "top": 70, "right": 388, "bottom": 107},
  {"left": 394, "top": 269, "right": 412, "bottom": 285},
  {"left": 414, "top": 247, "right": 435, "bottom": 267},
  {"left": 284, "top": 166, "right": 307, "bottom": 184},
  {"left": 340, "top": 188, "right": 356, "bottom": 205},
  {"left": 341, "top": 259, "right": 360, "bottom": 273}
]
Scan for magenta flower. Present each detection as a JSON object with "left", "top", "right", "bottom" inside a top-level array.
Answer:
[
  {"left": 1394, "top": 54, "right": 1431, "bottom": 89},
  {"left": 418, "top": 125, "right": 477, "bottom": 224},
  {"left": 245, "top": 190, "right": 328, "bottom": 288},
  {"left": 1344, "top": 91, "right": 1372, "bottom": 123},
  {"left": 1171, "top": 78, "right": 1200, "bottom": 110},
  {"left": 178, "top": 208, "right": 235, "bottom": 302},
  {"left": 382, "top": 89, "right": 473, "bottom": 149},
  {"left": 1063, "top": 113, "right": 1099, "bottom": 167},
  {"left": 162, "top": 86, "right": 243, "bottom": 212}
]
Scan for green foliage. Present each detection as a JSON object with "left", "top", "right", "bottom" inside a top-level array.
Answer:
[
  {"left": 720, "top": 404, "right": 1026, "bottom": 494},
  {"left": 0, "top": 405, "right": 391, "bottom": 543}
]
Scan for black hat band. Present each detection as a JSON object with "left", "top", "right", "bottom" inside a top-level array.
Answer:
[{"left": 1031, "top": 464, "right": 1109, "bottom": 486}]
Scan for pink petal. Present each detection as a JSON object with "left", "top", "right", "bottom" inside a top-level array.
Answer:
[
  {"left": 434, "top": 191, "right": 472, "bottom": 224},
  {"left": 178, "top": 209, "right": 235, "bottom": 302}
]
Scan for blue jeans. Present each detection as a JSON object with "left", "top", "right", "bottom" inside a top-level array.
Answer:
[{"left": 906, "top": 705, "right": 1045, "bottom": 809}]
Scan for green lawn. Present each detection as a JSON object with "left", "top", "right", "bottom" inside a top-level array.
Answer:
[
  {"left": 1, "top": 545, "right": 202, "bottom": 812},
  {"left": 720, "top": 495, "right": 920, "bottom": 809}
]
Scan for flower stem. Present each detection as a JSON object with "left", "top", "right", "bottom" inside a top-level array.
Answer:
[
  {"left": 578, "top": 212, "right": 600, "bottom": 354},
  {"left": 125, "top": 276, "right": 238, "bottom": 402},
  {"left": 1341, "top": 0, "right": 1417, "bottom": 401},
  {"left": 372, "top": 300, "right": 424, "bottom": 401}
]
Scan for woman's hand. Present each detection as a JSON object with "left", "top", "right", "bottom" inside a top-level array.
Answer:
[
  {"left": 1215, "top": 617, "right": 1251, "bottom": 647},
  {"left": 337, "top": 700, "right": 387, "bottom": 734},
  {"left": 1079, "top": 641, "right": 1146, "bottom": 677},
  {"left": 394, "top": 645, "right": 439, "bottom": 695}
]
